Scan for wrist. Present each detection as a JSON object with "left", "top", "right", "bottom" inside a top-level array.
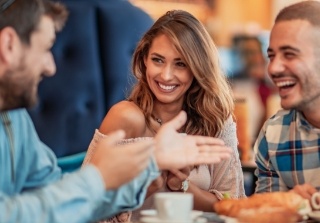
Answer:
[
  {"left": 167, "top": 178, "right": 190, "bottom": 193},
  {"left": 181, "top": 178, "right": 190, "bottom": 193},
  {"left": 167, "top": 183, "right": 180, "bottom": 191}
]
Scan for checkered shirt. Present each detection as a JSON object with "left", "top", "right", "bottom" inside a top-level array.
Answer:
[{"left": 254, "top": 109, "right": 320, "bottom": 193}]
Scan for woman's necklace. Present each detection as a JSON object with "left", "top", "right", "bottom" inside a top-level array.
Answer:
[{"left": 151, "top": 114, "right": 162, "bottom": 126}]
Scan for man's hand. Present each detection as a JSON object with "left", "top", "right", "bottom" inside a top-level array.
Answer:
[
  {"left": 290, "top": 183, "right": 317, "bottom": 201},
  {"left": 89, "top": 130, "right": 154, "bottom": 190},
  {"left": 154, "top": 111, "right": 232, "bottom": 170}
]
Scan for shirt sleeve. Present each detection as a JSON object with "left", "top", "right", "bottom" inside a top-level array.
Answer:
[
  {"left": 0, "top": 158, "right": 160, "bottom": 223},
  {"left": 90, "top": 156, "right": 160, "bottom": 221},
  {"left": 208, "top": 116, "right": 246, "bottom": 199},
  {"left": 0, "top": 166, "right": 105, "bottom": 223},
  {"left": 0, "top": 109, "right": 160, "bottom": 223}
]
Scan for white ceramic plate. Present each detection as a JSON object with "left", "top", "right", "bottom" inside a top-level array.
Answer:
[
  {"left": 140, "top": 216, "right": 192, "bottom": 223},
  {"left": 140, "top": 210, "right": 203, "bottom": 221},
  {"left": 308, "top": 211, "right": 320, "bottom": 221}
]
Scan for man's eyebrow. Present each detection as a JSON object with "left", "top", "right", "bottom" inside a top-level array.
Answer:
[
  {"left": 267, "top": 48, "right": 273, "bottom": 54},
  {"left": 267, "top": 45, "right": 300, "bottom": 53},
  {"left": 279, "top": 45, "right": 300, "bottom": 52}
]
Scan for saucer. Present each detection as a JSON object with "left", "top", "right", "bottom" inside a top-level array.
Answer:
[
  {"left": 140, "top": 209, "right": 158, "bottom": 216},
  {"left": 308, "top": 211, "right": 320, "bottom": 221},
  {"left": 139, "top": 210, "right": 203, "bottom": 223},
  {"left": 140, "top": 209, "right": 203, "bottom": 219},
  {"left": 140, "top": 216, "right": 193, "bottom": 223}
]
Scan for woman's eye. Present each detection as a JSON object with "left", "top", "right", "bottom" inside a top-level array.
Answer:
[
  {"left": 176, "top": 62, "right": 187, "bottom": 67},
  {"left": 151, "top": 58, "right": 163, "bottom": 63}
]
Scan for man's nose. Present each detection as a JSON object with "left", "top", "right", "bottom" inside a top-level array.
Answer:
[
  {"left": 268, "top": 56, "right": 285, "bottom": 77},
  {"left": 43, "top": 53, "right": 56, "bottom": 77}
]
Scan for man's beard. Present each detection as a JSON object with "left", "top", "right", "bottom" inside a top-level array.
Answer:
[{"left": 0, "top": 68, "right": 38, "bottom": 111}]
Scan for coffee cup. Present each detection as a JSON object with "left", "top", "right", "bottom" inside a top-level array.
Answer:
[
  {"left": 311, "top": 192, "right": 320, "bottom": 210},
  {"left": 154, "top": 192, "right": 193, "bottom": 222}
]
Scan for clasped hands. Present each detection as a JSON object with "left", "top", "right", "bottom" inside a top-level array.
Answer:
[{"left": 147, "top": 167, "right": 191, "bottom": 196}]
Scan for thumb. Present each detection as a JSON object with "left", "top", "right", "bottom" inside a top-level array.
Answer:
[
  {"left": 169, "top": 169, "right": 188, "bottom": 179},
  {"left": 165, "top": 110, "right": 187, "bottom": 131}
]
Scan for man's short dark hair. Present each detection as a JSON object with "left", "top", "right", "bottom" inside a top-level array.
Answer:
[
  {"left": 275, "top": 0, "right": 320, "bottom": 27},
  {"left": 0, "top": 0, "right": 68, "bottom": 44}
]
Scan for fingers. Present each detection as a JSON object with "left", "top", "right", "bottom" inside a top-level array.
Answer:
[
  {"left": 188, "top": 135, "right": 232, "bottom": 155},
  {"left": 193, "top": 154, "right": 226, "bottom": 165},
  {"left": 169, "top": 169, "right": 188, "bottom": 180},
  {"left": 196, "top": 144, "right": 232, "bottom": 153},
  {"left": 187, "top": 135, "right": 225, "bottom": 146},
  {"left": 92, "top": 137, "right": 154, "bottom": 189},
  {"left": 291, "top": 183, "right": 317, "bottom": 200},
  {"left": 126, "top": 141, "right": 154, "bottom": 165},
  {"left": 191, "top": 145, "right": 232, "bottom": 165},
  {"left": 166, "top": 169, "right": 189, "bottom": 190}
]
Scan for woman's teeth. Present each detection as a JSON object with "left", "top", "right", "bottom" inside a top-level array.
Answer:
[{"left": 159, "top": 83, "right": 175, "bottom": 90}]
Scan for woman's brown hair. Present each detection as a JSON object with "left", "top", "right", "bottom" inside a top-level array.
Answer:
[{"left": 129, "top": 10, "right": 234, "bottom": 137}]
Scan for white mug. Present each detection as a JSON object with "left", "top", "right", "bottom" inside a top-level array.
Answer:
[
  {"left": 311, "top": 192, "right": 320, "bottom": 210},
  {"left": 154, "top": 192, "right": 193, "bottom": 222}
]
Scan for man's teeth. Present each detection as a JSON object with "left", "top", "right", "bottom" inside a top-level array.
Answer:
[
  {"left": 159, "top": 83, "right": 175, "bottom": 90},
  {"left": 276, "top": 81, "right": 295, "bottom": 87}
]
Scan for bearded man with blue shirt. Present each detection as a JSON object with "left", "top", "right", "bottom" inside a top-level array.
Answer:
[
  {"left": 254, "top": 0, "right": 320, "bottom": 203},
  {"left": 0, "top": 0, "right": 232, "bottom": 222}
]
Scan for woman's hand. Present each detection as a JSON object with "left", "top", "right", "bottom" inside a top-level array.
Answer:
[
  {"left": 167, "top": 166, "right": 219, "bottom": 212},
  {"left": 166, "top": 167, "right": 192, "bottom": 191}
]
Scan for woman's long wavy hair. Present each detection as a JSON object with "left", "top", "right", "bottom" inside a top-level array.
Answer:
[{"left": 129, "top": 10, "right": 234, "bottom": 137}]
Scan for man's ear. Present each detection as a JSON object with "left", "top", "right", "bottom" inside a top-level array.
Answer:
[{"left": 0, "top": 27, "right": 22, "bottom": 66}]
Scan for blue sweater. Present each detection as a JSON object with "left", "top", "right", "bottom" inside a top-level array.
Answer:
[{"left": 0, "top": 109, "right": 159, "bottom": 223}]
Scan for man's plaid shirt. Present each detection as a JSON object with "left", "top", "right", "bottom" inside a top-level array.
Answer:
[{"left": 254, "top": 109, "right": 320, "bottom": 193}]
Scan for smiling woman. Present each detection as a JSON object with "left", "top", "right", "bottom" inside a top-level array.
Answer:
[
  {"left": 97, "top": 9, "right": 245, "bottom": 223},
  {"left": 144, "top": 34, "right": 194, "bottom": 107}
]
